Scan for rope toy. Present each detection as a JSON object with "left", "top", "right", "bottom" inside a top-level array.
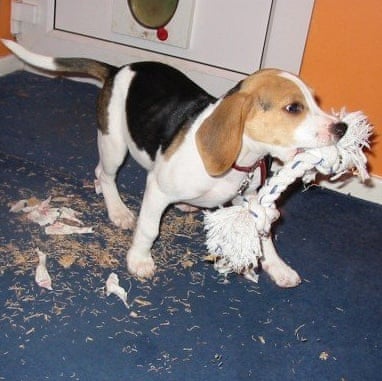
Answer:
[{"left": 204, "top": 109, "right": 373, "bottom": 280}]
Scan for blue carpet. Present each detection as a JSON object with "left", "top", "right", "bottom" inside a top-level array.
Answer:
[{"left": 0, "top": 71, "right": 381, "bottom": 380}]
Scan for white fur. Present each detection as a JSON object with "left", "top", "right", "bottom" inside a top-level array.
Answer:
[{"left": 2, "top": 39, "right": 57, "bottom": 71}]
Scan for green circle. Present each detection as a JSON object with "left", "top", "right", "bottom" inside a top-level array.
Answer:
[{"left": 128, "top": 0, "right": 179, "bottom": 29}]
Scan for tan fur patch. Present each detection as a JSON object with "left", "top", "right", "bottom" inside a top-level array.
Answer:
[
  {"left": 240, "top": 70, "right": 309, "bottom": 146},
  {"left": 196, "top": 94, "right": 250, "bottom": 176}
]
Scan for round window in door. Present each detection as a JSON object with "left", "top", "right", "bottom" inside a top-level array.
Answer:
[
  {"left": 112, "top": 0, "right": 194, "bottom": 48},
  {"left": 128, "top": 0, "right": 179, "bottom": 29}
]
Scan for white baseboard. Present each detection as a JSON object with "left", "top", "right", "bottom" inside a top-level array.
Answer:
[
  {"left": 0, "top": 55, "right": 24, "bottom": 76},
  {"left": 318, "top": 175, "right": 382, "bottom": 205}
]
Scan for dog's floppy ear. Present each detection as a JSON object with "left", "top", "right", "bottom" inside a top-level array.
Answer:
[{"left": 196, "top": 93, "right": 252, "bottom": 176}]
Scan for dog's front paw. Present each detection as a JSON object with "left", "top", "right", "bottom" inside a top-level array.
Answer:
[
  {"left": 109, "top": 207, "right": 136, "bottom": 230},
  {"left": 126, "top": 251, "right": 156, "bottom": 279},
  {"left": 263, "top": 262, "right": 301, "bottom": 288}
]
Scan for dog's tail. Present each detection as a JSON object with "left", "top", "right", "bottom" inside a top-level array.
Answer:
[{"left": 2, "top": 39, "right": 115, "bottom": 83}]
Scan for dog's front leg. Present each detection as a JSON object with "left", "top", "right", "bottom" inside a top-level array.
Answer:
[
  {"left": 261, "top": 237, "right": 301, "bottom": 288},
  {"left": 126, "top": 173, "right": 170, "bottom": 279}
]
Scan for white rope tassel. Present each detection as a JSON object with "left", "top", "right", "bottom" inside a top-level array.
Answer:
[
  {"left": 330, "top": 109, "right": 372, "bottom": 181},
  {"left": 205, "top": 204, "right": 263, "bottom": 272},
  {"left": 204, "top": 110, "right": 372, "bottom": 277}
]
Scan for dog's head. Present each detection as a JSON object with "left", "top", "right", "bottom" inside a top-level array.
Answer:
[{"left": 196, "top": 69, "right": 347, "bottom": 176}]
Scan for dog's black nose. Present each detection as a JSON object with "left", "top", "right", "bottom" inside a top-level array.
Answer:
[{"left": 331, "top": 122, "right": 348, "bottom": 139}]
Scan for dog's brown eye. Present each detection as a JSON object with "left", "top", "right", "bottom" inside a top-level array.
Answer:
[{"left": 284, "top": 103, "right": 304, "bottom": 114}]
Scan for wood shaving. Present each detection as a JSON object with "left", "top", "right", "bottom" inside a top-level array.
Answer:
[
  {"left": 295, "top": 324, "right": 308, "bottom": 342},
  {"left": 92, "top": 251, "right": 119, "bottom": 268},
  {"left": 134, "top": 298, "right": 152, "bottom": 307},
  {"left": 319, "top": 351, "right": 330, "bottom": 360},
  {"left": 181, "top": 259, "right": 194, "bottom": 269},
  {"left": 58, "top": 253, "right": 77, "bottom": 269},
  {"left": 203, "top": 254, "right": 218, "bottom": 262}
]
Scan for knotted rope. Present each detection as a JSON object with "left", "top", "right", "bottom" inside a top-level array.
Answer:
[{"left": 204, "top": 110, "right": 372, "bottom": 277}]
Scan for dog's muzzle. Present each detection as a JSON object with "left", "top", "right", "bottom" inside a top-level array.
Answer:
[{"left": 331, "top": 121, "right": 348, "bottom": 140}]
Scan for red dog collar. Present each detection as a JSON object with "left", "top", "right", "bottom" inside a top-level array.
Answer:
[{"left": 232, "top": 158, "right": 267, "bottom": 186}]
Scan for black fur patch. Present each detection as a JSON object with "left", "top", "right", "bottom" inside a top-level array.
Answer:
[{"left": 126, "top": 62, "right": 216, "bottom": 160}]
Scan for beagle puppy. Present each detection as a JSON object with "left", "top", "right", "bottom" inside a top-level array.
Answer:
[{"left": 3, "top": 40, "right": 347, "bottom": 287}]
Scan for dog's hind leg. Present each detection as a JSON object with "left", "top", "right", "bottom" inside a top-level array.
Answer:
[{"left": 95, "top": 130, "right": 136, "bottom": 229}]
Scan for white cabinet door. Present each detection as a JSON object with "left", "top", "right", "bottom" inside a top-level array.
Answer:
[
  {"left": 54, "top": 0, "right": 272, "bottom": 74},
  {"left": 11, "top": 0, "right": 313, "bottom": 94}
]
